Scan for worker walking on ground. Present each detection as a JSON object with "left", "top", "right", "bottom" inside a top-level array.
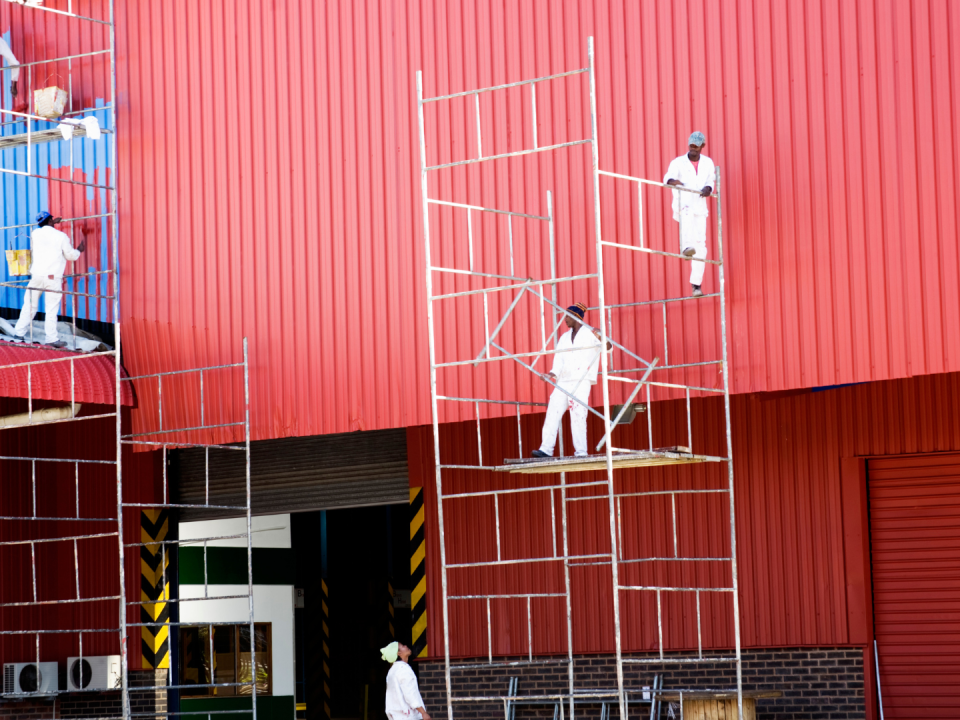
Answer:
[
  {"left": 663, "top": 131, "right": 715, "bottom": 298},
  {"left": 0, "top": 35, "right": 20, "bottom": 102},
  {"left": 533, "top": 302, "right": 608, "bottom": 459},
  {"left": 12, "top": 211, "right": 85, "bottom": 348},
  {"left": 381, "top": 641, "right": 431, "bottom": 720}
]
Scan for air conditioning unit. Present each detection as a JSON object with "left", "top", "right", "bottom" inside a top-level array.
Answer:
[
  {"left": 66, "top": 656, "right": 121, "bottom": 692},
  {"left": 2, "top": 662, "right": 58, "bottom": 695}
]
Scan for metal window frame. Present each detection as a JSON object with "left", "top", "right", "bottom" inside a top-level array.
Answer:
[{"left": 417, "top": 36, "right": 742, "bottom": 720}]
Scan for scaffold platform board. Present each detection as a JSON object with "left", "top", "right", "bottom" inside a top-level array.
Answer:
[
  {"left": 497, "top": 447, "right": 722, "bottom": 474},
  {"left": 0, "top": 124, "right": 108, "bottom": 151}
]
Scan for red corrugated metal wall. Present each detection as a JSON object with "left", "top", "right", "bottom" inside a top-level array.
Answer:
[
  {"left": 408, "top": 371, "right": 960, "bottom": 658},
  {"left": 0, "top": 400, "right": 161, "bottom": 670},
  {"left": 112, "top": 0, "right": 960, "bottom": 442}
]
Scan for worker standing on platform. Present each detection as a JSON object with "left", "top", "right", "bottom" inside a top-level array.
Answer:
[
  {"left": 12, "top": 211, "right": 85, "bottom": 348},
  {"left": 0, "top": 35, "right": 20, "bottom": 102},
  {"left": 533, "top": 302, "right": 606, "bottom": 459},
  {"left": 664, "top": 131, "right": 715, "bottom": 298}
]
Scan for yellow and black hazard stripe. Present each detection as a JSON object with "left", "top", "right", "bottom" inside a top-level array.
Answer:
[
  {"left": 322, "top": 579, "right": 331, "bottom": 718},
  {"left": 141, "top": 508, "right": 170, "bottom": 669},
  {"left": 410, "top": 487, "right": 428, "bottom": 658}
]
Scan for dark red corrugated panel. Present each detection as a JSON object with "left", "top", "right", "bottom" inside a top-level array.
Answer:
[
  {"left": 869, "top": 453, "right": 960, "bottom": 718},
  {"left": 0, "top": 404, "right": 161, "bottom": 670},
  {"left": 0, "top": 344, "right": 133, "bottom": 406},
  {"left": 411, "top": 371, "right": 960, "bottom": 658},
  {"left": 110, "top": 0, "right": 960, "bottom": 442}
]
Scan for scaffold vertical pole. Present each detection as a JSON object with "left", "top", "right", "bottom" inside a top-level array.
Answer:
[
  {"left": 587, "top": 36, "right": 626, "bottom": 720},
  {"left": 417, "top": 69, "right": 454, "bottom": 720}
]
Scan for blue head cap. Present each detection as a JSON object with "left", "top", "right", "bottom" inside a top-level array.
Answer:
[
  {"left": 566, "top": 302, "right": 587, "bottom": 321},
  {"left": 688, "top": 131, "right": 706, "bottom": 147},
  {"left": 35, "top": 211, "right": 52, "bottom": 226}
]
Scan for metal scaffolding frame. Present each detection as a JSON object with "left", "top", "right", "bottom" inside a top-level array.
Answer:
[
  {"left": 418, "top": 37, "right": 742, "bottom": 719},
  {"left": 0, "top": 4, "right": 257, "bottom": 720}
]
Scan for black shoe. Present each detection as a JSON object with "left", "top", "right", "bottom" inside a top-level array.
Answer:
[
  {"left": 691, "top": 285, "right": 703, "bottom": 298},
  {"left": 531, "top": 450, "right": 550, "bottom": 459}
]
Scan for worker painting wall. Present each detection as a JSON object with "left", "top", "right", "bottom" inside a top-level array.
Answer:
[
  {"left": 178, "top": 514, "right": 296, "bottom": 720},
  {"left": 0, "top": 6, "right": 116, "bottom": 323}
]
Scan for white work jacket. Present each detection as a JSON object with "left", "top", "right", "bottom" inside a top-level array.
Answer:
[
  {"left": 29, "top": 226, "right": 80, "bottom": 280},
  {"left": 663, "top": 153, "right": 715, "bottom": 220},
  {"left": 0, "top": 37, "right": 19, "bottom": 82},
  {"left": 385, "top": 661, "right": 425, "bottom": 720},
  {"left": 550, "top": 327, "right": 603, "bottom": 387}
]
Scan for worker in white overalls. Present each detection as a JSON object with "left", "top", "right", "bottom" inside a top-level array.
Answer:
[
  {"left": 533, "top": 302, "right": 608, "bottom": 459},
  {"left": 0, "top": 35, "right": 20, "bottom": 104},
  {"left": 663, "top": 131, "right": 715, "bottom": 297},
  {"left": 12, "top": 211, "right": 86, "bottom": 347}
]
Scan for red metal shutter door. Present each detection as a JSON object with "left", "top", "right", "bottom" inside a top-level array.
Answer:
[{"left": 869, "top": 453, "right": 960, "bottom": 718}]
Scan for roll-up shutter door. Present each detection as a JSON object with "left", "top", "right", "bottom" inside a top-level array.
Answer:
[
  {"left": 174, "top": 429, "right": 408, "bottom": 520},
  {"left": 869, "top": 453, "right": 960, "bottom": 718}
]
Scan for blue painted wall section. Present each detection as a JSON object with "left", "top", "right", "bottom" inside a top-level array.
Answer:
[{"left": 1, "top": 30, "right": 114, "bottom": 322}]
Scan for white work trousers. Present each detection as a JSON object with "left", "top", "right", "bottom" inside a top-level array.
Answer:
[
  {"left": 14, "top": 276, "right": 62, "bottom": 344},
  {"left": 678, "top": 214, "right": 708, "bottom": 286},
  {"left": 539, "top": 381, "right": 592, "bottom": 457}
]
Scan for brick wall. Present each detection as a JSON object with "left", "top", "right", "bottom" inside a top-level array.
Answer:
[
  {"left": 416, "top": 648, "right": 865, "bottom": 719},
  {"left": 0, "top": 671, "right": 167, "bottom": 720}
]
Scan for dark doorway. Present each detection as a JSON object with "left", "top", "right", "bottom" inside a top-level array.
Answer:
[{"left": 293, "top": 505, "right": 411, "bottom": 720}]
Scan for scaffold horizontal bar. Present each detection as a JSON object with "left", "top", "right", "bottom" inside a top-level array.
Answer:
[
  {"left": 0, "top": 515, "right": 115, "bottom": 522},
  {"left": 597, "top": 293, "right": 722, "bottom": 309},
  {"left": 427, "top": 139, "right": 591, "bottom": 172},
  {"left": 618, "top": 557, "right": 732, "bottom": 564},
  {"left": 446, "top": 553, "right": 608, "bottom": 569},
  {"left": 644, "top": 380, "right": 727, "bottom": 394},
  {"left": 621, "top": 656, "right": 738, "bottom": 665},
  {"left": 121, "top": 502, "right": 249, "bottom": 511},
  {"left": 427, "top": 197, "right": 550, "bottom": 221},
  {"left": 600, "top": 240, "right": 722, "bottom": 265},
  {"left": 437, "top": 395, "right": 548, "bottom": 408},
  {"left": 0, "top": 212, "right": 115, "bottom": 232},
  {"left": 619, "top": 586, "right": 734, "bottom": 593},
  {"left": 124, "top": 532, "right": 253, "bottom": 548},
  {"left": 126, "top": 621, "right": 254, "bottom": 629},
  {"left": 449, "top": 593, "right": 566, "bottom": 600},
  {"left": 598, "top": 169, "right": 717, "bottom": 196},
  {"left": 121, "top": 440, "right": 245, "bottom": 452},
  {"left": 0, "top": 454, "right": 115, "bottom": 465},
  {"left": 125, "top": 361, "right": 245, "bottom": 381},
  {"left": 616, "top": 488, "right": 729, "bottom": 498},
  {"left": 0, "top": 595, "right": 119, "bottom": 609},
  {"left": 0, "top": 5, "right": 110, "bottom": 25},
  {"left": 450, "top": 658, "right": 570, "bottom": 671},
  {"left": 437, "top": 464, "right": 499, "bottom": 471},
  {"left": 430, "top": 273, "right": 597, "bottom": 301},
  {"left": 0, "top": 349, "right": 116, "bottom": 372},
  {"left": 429, "top": 266, "right": 531, "bottom": 282},
  {"left": 136, "top": 682, "right": 256, "bottom": 692},
  {"left": 0, "top": 167, "right": 113, "bottom": 190},
  {"left": 0, "top": 531, "right": 116, "bottom": 547},
  {"left": 132, "top": 595, "right": 253, "bottom": 606},
  {"left": 433, "top": 339, "right": 600, "bottom": 368},
  {"left": 0, "top": 281, "right": 116, "bottom": 300},
  {"left": 451, "top": 691, "right": 624, "bottom": 703},
  {"left": 0, "top": 628, "right": 116, "bottom": 635},
  {"left": 130, "top": 712, "right": 253, "bottom": 719},
  {"left": 442, "top": 480, "right": 606, "bottom": 499},
  {"left": 610, "top": 360, "right": 722, "bottom": 374},
  {"left": 123, "top": 421, "right": 245, "bottom": 438},
  {"left": 423, "top": 68, "right": 588, "bottom": 103}
]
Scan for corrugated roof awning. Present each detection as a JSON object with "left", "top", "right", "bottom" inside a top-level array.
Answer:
[{"left": 0, "top": 344, "right": 133, "bottom": 406}]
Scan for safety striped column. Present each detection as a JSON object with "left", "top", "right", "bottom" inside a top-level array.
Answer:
[
  {"left": 140, "top": 509, "right": 171, "bottom": 668},
  {"left": 387, "top": 579, "right": 395, "bottom": 639},
  {"left": 410, "top": 487, "right": 428, "bottom": 658},
  {"left": 321, "top": 579, "right": 331, "bottom": 718}
]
